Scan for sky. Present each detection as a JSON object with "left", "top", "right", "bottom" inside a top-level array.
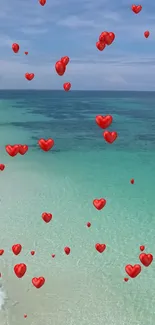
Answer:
[{"left": 0, "top": 0, "right": 155, "bottom": 90}]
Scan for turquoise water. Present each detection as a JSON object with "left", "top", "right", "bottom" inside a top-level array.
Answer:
[{"left": 0, "top": 90, "right": 155, "bottom": 325}]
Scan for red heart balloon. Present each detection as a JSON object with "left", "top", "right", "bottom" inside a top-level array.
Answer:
[
  {"left": 104, "top": 32, "right": 115, "bottom": 45},
  {"left": 25, "top": 73, "right": 34, "bottom": 81},
  {"left": 39, "top": 0, "right": 46, "bottom": 5},
  {"left": 106, "top": 32, "right": 115, "bottom": 45},
  {"left": 18, "top": 145, "right": 28, "bottom": 155},
  {"left": 86, "top": 222, "right": 91, "bottom": 228},
  {"left": 96, "top": 115, "right": 113, "bottom": 129},
  {"left": 93, "top": 198, "right": 106, "bottom": 210},
  {"left": 12, "top": 244, "right": 22, "bottom": 255},
  {"left": 14, "top": 263, "right": 27, "bottom": 278},
  {"left": 64, "top": 246, "right": 71, "bottom": 255},
  {"left": 55, "top": 61, "right": 66, "bottom": 76},
  {"left": 95, "top": 243, "right": 106, "bottom": 253},
  {"left": 96, "top": 41, "right": 106, "bottom": 51},
  {"left": 99, "top": 31, "right": 109, "bottom": 42},
  {"left": 38, "top": 138, "right": 54, "bottom": 151},
  {"left": 125, "top": 264, "right": 141, "bottom": 278},
  {"left": 32, "top": 277, "right": 45, "bottom": 288},
  {"left": 140, "top": 245, "right": 145, "bottom": 251},
  {"left": 0, "top": 164, "right": 5, "bottom": 171},
  {"left": 63, "top": 82, "right": 71, "bottom": 91},
  {"left": 139, "top": 253, "right": 153, "bottom": 267},
  {"left": 144, "top": 30, "right": 150, "bottom": 38},
  {"left": 131, "top": 5, "right": 142, "bottom": 14},
  {"left": 5, "top": 145, "right": 19, "bottom": 157},
  {"left": 61, "top": 56, "right": 70, "bottom": 66},
  {"left": 12, "top": 43, "right": 19, "bottom": 53},
  {"left": 103, "top": 131, "right": 118, "bottom": 143},
  {"left": 42, "top": 212, "right": 52, "bottom": 223}
]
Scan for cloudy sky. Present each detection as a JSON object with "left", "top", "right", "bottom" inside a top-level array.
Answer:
[{"left": 0, "top": 0, "right": 155, "bottom": 90}]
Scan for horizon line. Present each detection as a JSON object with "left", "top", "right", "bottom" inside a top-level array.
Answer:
[{"left": 0, "top": 89, "right": 155, "bottom": 92}]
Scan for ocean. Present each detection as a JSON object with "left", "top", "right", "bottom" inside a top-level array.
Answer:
[{"left": 0, "top": 90, "right": 155, "bottom": 325}]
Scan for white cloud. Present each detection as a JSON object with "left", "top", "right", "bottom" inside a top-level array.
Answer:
[
  {"left": 21, "top": 28, "right": 48, "bottom": 35},
  {"left": 58, "top": 16, "right": 95, "bottom": 28},
  {"left": 102, "top": 11, "right": 121, "bottom": 22}
]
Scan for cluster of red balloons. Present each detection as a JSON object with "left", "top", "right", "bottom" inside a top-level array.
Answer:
[
  {"left": 95, "top": 114, "right": 118, "bottom": 144},
  {"left": 55, "top": 56, "right": 71, "bottom": 91},
  {"left": 12, "top": 42, "right": 71, "bottom": 90},
  {"left": 12, "top": 3, "right": 150, "bottom": 90},
  {"left": 96, "top": 31, "right": 115, "bottom": 51},
  {"left": 55, "top": 56, "right": 70, "bottom": 76}
]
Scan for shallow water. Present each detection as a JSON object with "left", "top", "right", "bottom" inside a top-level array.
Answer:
[{"left": 0, "top": 90, "right": 155, "bottom": 325}]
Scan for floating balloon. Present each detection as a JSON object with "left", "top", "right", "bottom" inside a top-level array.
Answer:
[
  {"left": 103, "top": 131, "right": 118, "bottom": 144},
  {"left": 131, "top": 5, "right": 142, "bottom": 14},
  {"left": 96, "top": 41, "right": 106, "bottom": 51},
  {"left": 55, "top": 61, "right": 66, "bottom": 76},
  {"left": 96, "top": 115, "right": 113, "bottom": 129},
  {"left": 32, "top": 277, "right": 45, "bottom": 288},
  {"left": 39, "top": 0, "right": 46, "bottom": 5},
  {"left": 104, "top": 32, "right": 115, "bottom": 45},
  {"left": 61, "top": 56, "right": 70, "bottom": 66},
  {"left": 12, "top": 43, "right": 19, "bottom": 53},
  {"left": 109, "top": 32, "right": 115, "bottom": 41},
  {"left": 99, "top": 31, "right": 115, "bottom": 46},
  {"left": 38, "top": 138, "right": 54, "bottom": 151},
  {"left": 14, "top": 263, "right": 27, "bottom": 278},
  {"left": 0, "top": 164, "right": 5, "bottom": 171},
  {"left": 125, "top": 264, "right": 141, "bottom": 278},
  {"left": 140, "top": 245, "right": 145, "bottom": 251},
  {"left": 144, "top": 30, "right": 150, "bottom": 38},
  {"left": 64, "top": 247, "right": 71, "bottom": 255},
  {"left": 63, "top": 82, "right": 71, "bottom": 91},
  {"left": 25, "top": 73, "right": 34, "bottom": 81},
  {"left": 99, "top": 31, "right": 109, "bottom": 42}
]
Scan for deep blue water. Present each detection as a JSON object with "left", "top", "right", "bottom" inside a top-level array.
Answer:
[{"left": 0, "top": 90, "right": 155, "bottom": 152}]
